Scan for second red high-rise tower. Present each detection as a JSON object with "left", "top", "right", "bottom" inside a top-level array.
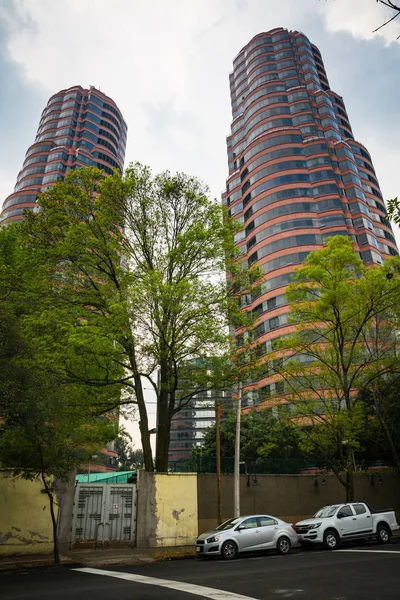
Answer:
[{"left": 223, "top": 28, "right": 398, "bottom": 409}]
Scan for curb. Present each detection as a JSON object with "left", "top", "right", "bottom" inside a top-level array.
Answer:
[
  {"left": 152, "top": 553, "right": 196, "bottom": 563},
  {"left": 0, "top": 560, "right": 84, "bottom": 575},
  {"left": 65, "top": 552, "right": 196, "bottom": 569}
]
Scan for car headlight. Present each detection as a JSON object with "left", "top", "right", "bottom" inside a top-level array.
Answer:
[
  {"left": 206, "top": 535, "right": 220, "bottom": 543},
  {"left": 309, "top": 522, "right": 322, "bottom": 529}
]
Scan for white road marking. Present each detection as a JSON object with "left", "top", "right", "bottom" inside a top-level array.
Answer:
[
  {"left": 272, "top": 590, "right": 304, "bottom": 597},
  {"left": 338, "top": 549, "right": 400, "bottom": 555},
  {"left": 74, "top": 567, "right": 260, "bottom": 599}
]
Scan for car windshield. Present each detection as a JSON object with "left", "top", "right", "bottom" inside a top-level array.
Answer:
[
  {"left": 313, "top": 505, "right": 340, "bottom": 518},
  {"left": 216, "top": 517, "right": 242, "bottom": 531}
]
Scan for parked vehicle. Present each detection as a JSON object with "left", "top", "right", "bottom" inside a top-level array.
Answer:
[
  {"left": 195, "top": 514, "right": 298, "bottom": 560},
  {"left": 295, "top": 502, "right": 399, "bottom": 550}
]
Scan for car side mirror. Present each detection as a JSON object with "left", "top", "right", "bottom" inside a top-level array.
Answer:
[
  {"left": 337, "top": 512, "right": 347, "bottom": 519},
  {"left": 236, "top": 525, "right": 245, "bottom": 531}
]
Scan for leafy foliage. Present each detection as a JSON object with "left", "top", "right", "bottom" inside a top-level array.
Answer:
[
  {"left": 358, "top": 374, "right": 400, "bottom": 472},
  {"left": 195, "top": 410, "right": 304, "bottom": 460},
  {"left": 8, "top": 165, "right": 259, "bottom": 472},
  {"left": 115, "top": 434, "right": 144, "bottom": 471},
  {"left": 273, "top": 236, "right": 400, "bottom": 498},
  {"left": 0, "top": 222, "right": 119, "bottom": 562},
  {"left": 387, "top": 197, "right": 400, "bottom": 226}
]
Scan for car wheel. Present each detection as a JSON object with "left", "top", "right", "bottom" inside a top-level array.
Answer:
[
  {"left": 377, "top": 524, "right": 391, "bottom": 544},
  {"left": 221, "top": 540, "right": 238, "bottom": 560},
  {"left": 277, "top": 536, "right": 291, "bottom": 555},
  {"left": 299, "top": 541, "right": 313, "bottom": 551},
  {"left": 323, "top": 529, "right": 340, "bottom": 550}
]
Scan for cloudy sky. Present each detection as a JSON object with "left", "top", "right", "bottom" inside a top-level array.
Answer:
[{"left": 1, "top": 0, "right": 400, "bottom": 445}]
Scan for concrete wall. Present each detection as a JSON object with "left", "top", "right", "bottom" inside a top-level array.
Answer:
[
  {"left": 136, "top": 471, "right": 198, "bottom": 548},
  {"left": 0, "top": 471, "right": 55, "bottom": 556},
  {"left": 53, "top": 472, "right": 76, "bottom": 552},
  {"left": 197, "top": 473, "right": 400, "bottom": 534}
]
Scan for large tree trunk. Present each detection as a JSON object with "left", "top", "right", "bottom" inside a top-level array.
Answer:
[
  {"left": 41, "top": 473, "right": 60, "bottom": 564},
  {"left": 155, "top": 361, "right": 172, "bottom": 472},
  {"left": 342, "top": 386, "right": 355, "bottom": 501},
  {"left": 155, "top": 418, "right": 171, "bottom": 472},
  {"left": 345, "top": 468, "right": 355, "bottom": 502},
  {"left": 125, "top": 336, "right": 154, "bottom": 471},
  {"left": 345, "top": 445, "right": 355, "bottom": 502},
  {"left": 136, "top": 388, "right": 154, "bottom": 472},
  {"left": 329, "top": 461, "right": 354, "bottom": 501}
]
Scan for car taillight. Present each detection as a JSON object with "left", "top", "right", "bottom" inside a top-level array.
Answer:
[{"left": 291, "top": 525, "right": 297, "bottom": 531}]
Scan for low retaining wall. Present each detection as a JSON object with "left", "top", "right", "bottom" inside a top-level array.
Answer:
[
  {"left": 197, "top": 473, "right": 400, "bottom": 534},
  {"left": 0, "top": 471, "right": 55, "bottom": 556},
  {"left": 3, "top": 469, "right": 398, "bottom": 554},
  {"left": 136, "top": 472, "right": 198, "bottom": 548}
]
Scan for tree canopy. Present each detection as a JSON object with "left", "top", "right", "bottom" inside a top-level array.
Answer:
[
  {"left": 115, "top": 433, "right": 144, "bottom": 471},
  {"left": 197, "top": 409, "right": 304, "bottom": 461},
  {"left": 4, "top": 164, "right": 258, "bottom": 473},
  {"left": 0, "top": 222, "right": 120, "bottom": 562},
  {"left": 272, "top": 236, "right": 400, "bottom": 499}
]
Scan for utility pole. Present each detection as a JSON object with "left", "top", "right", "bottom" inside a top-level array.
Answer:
[
  {"left": 234, "top": 381, "right": 242, "bottom": 517},
  {"left": 215, "top": 393, "right": 222, "bottom": 525},
  {"left": 87, "top": 454, "right": 98, "bottom": 482}
]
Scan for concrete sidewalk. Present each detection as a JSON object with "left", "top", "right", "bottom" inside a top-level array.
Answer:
[{"left": 0, "top": 545, "right": 196, "bottom": 573}]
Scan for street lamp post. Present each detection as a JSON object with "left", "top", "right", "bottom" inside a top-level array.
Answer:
[
  {"left": 215, "top": 393, "right": 222, "bottom": 525},
  {"left": 87, "top": 454, "right": 98, "bottom": 482},
  {"left": 234, "top": 381, "right": 242, "bottom": 518}
]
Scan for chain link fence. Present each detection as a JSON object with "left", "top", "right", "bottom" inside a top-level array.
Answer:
[{"left": 169, "top": 457, "right": 394, "bottom": 474}]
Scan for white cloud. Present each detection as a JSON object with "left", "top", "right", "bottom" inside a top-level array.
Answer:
[
  {"left": 320, "top": 0, "right": 400, "bottom": 44},
  {"left": 2, "top": 0, "right": 400, "bottom": 447},
  {"left": 1, "top": 0, "right": 399, "bottom": 229},
  {"left": 2, "top": 0, "right": 399, "bottom": 197}
]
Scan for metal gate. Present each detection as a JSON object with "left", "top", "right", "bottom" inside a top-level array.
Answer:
[{"left": 72, "top": 483, "right": 137, "bottom": 545}]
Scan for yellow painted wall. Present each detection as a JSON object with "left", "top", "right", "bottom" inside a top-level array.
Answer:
[
  {"left": 154, "top": 474, "right": 198, "bottom": 547},
  {"left": 0, "top": 472, "right": 55, "bottom": 556}
]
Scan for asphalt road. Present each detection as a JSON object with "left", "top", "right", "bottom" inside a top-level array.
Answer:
[{"left": 2, "top": 540, "right": 400, "bottom": 600}]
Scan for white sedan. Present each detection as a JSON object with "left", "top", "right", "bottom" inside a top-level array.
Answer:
[{"left": 195, "top": 514, "right": 299, "bottom": 559}]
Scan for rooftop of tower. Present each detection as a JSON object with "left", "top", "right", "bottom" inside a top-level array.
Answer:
[{"left": 231, "top": 28, "right": 319, "bottom": 71}]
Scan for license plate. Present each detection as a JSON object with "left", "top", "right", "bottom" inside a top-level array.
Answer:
[{"left": 196, "top": 546, "right": 201, "bottom": 551}]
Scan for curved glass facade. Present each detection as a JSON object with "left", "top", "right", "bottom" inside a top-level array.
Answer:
[
  {"left": 1, "top": 85, "right": 127, "bottom": 225},
  {"left": 224, "top": 28, "right": 399, "bottom": 409}
]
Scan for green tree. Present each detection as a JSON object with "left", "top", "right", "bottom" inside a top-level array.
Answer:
[
  {"left": 387, "top": 197, "right": 400, "bottom": 225},
  {"left": 0, "top": 224, "right": 120, "bottom": 563},
  {"left": 18, "top": 165, "right": 255, "bottom": 473},
  {"left": 358, "top": 374, "right": 400, "bottom": 472},
  {"left": 0, "top": 226, "right": 26, "bottom": 413},
  {"left": 195, "top": 410, "right": 304, "bottom": 460},
  {"left": 274, "top": 236, "right": 400, "bottom": 500},
  {"left": 0, "top": 376, "right": 117, "bottom": 564},
  {"left": 115, "top": 433, "right": 144, "bottom": 471}
]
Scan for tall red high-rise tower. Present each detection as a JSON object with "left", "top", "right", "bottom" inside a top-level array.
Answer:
[
  {"left": 223, "top": 28, "right": 398, "bottom": 409},
  {"left": 1, "top": 86, "right": 127, "bottom": 473},
  {"left": 1, "top": 85, "right": 127, "bottom": 225}
]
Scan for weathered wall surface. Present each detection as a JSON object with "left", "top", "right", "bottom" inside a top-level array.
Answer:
[
  {"left": 0, "top": 471, "right": 55, "bottom": 556},
  {"left": 136, "top": 472, "right": 198, "bottom": 548},
  {"left": 153, "top": 473, "right": 198, "bottom": 547},
  {"left": 197, "top": 473, "right": 400, "bottom": 534},
  {"left": 54, "top": 472, "right": 76, "bottom": 552},
  {"left": 136, "top": 470, "right": 157, "bottom": 548}
]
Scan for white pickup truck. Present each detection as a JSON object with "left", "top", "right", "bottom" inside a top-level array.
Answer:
[{"left": 295, "top": 502, "right": 399, "bottom": 550}]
